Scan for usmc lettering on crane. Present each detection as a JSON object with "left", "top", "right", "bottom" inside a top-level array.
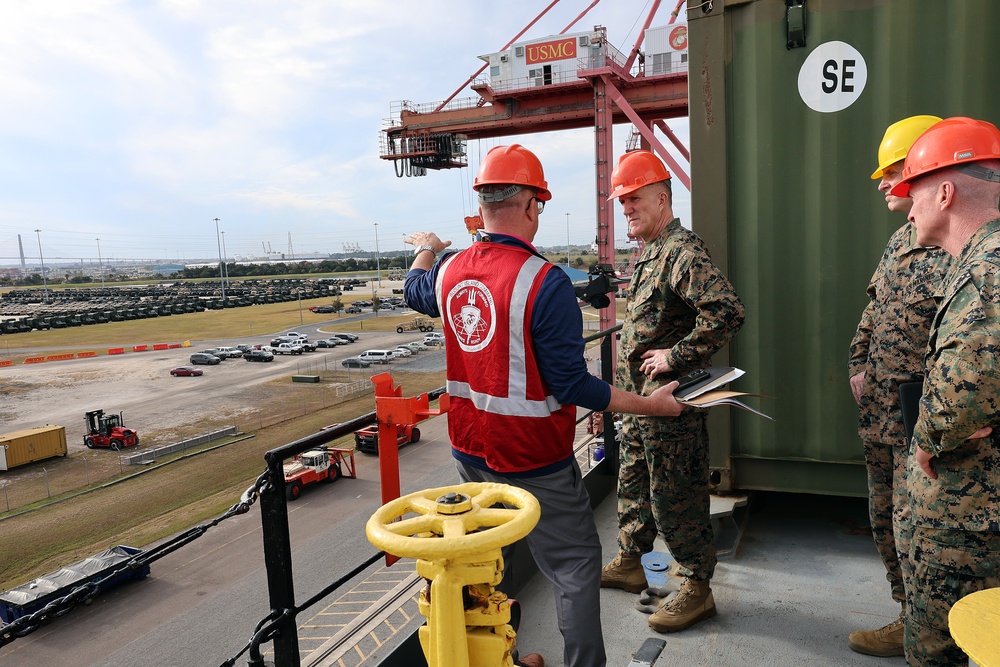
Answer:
[
  {"left": 446, "top": 280, "right": 496, "bottom": 352},
  {"left": 797, "top": 40, "right": 868, "bottom": 113},
  {"left": 525, "top": 38, "right": 577, "bottom": 65}
]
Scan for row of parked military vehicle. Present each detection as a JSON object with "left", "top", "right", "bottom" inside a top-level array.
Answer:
[{"left": 0, "top": 279, "right": 358, "bottom": 334}]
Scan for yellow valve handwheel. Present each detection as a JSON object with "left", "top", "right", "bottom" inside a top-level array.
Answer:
[{"left": 366, "top": 482, "right": 540, "bottom": 561}]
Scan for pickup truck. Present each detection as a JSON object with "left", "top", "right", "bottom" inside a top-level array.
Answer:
[
  {"left": 273, "top": 343, "right": 304, "bottom": 355},
  {"left": 354, "top": 423, "right": 421, "bottom": 455}
]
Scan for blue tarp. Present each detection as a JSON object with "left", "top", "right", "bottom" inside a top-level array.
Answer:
[{"left": 0, "top": 545, "right": 149, "bottom": 623}]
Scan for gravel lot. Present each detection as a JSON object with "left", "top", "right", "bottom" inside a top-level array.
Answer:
[{"left": 0, "top": 323, "right": 445, "bottom": 456}]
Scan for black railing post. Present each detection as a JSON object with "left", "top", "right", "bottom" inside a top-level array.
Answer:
[
  {"left": 600, "top": 330, "right": 619, "bottom": 472},
  {"left": 260, "top": 455, "right": 300, "bottom": 667}
]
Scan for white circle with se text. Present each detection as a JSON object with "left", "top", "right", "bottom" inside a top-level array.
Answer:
[{"left": 797, "top": 40, "right": 867, "bottom": 113}]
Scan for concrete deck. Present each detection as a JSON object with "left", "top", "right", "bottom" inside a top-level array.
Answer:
[{"left": 512, "top": 489, "right": 905, "bottom": 666}]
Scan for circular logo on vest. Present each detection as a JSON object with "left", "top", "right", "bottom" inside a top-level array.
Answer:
[{"left": 445, "top": 280, "right": 496, "bottom": 352}]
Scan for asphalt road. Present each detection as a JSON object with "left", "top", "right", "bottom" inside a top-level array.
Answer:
[{"left": 0, "top": 411, "right": 457, "bottom": 667}]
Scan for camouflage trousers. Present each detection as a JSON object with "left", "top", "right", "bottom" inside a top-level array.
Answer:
[
  {"left": 905, "top": 526, "right": 1000, "bottom": 666},
  {"left": 616, "top": 411, "right": 716, "bottom": 581},
  {"left": 863, "top": 440, "right": 909, "bottom": 607}
]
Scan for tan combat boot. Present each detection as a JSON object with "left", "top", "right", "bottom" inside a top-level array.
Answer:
[
  {"left": 600, "top": 553, "right": 648, "bottom": 593},
  {"left": 648, "top": 577, "right": 716, "bottom": 633},
  {"left": 848, "top": 614, "right": 904, "bottom": 657}
]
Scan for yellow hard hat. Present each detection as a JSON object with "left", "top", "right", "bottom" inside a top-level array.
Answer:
[{"left": 871, "top": 115, "right": 942, "bottom": 180}]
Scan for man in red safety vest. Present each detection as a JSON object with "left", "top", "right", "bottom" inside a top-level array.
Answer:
[{"left": 404, "top": 144, "right": 684, "bottom": 667}]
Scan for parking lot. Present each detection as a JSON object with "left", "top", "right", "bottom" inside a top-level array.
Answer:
[{"left": 0, "top": 323, "right": 446, "bottom": 454}]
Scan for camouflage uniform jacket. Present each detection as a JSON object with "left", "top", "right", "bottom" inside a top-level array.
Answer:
[
  {"left": 910, "top": 218, "right": 1000, "bottom": 532},
  {"left": 849, "top": 223, "right": 952, "bottom": 445},
  {"left": 617, "top": 218, "right": 745, "bottom": 396}
]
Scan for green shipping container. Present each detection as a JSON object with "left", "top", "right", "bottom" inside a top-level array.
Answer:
[
  {"left": 687, "top": 0, "right": 1000, "bottom": 495},
  {"left": 0, "top": 426, "right": 68, "bottom": 471}
]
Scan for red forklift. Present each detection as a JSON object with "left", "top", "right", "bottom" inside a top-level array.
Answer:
[{"left": 84, "top": 410, "right": 139, "bottom": 450}]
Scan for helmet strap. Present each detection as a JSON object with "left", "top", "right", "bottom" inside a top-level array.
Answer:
[
  {"left": 478, "top": 184, "right": 524, "bottom": 203},
  {"left": 956, "top": 163, "right": 1000, "bottom": 183}
]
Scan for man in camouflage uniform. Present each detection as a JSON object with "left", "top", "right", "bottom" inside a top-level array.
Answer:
[
  {"left": 889, "top": 116, "right": 1000, "bottom": 667},
  {"left": 600, "top": 150, "right": 745, "bottom": 633},
  {"left": 847, "top": 115, "right": 952, "bottom": 657}
]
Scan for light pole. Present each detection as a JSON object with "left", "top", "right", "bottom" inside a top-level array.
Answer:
[
  {"left": 373, "top": 222, "right": 381, "bottom": 287},
  {"left": 403, "top": 235, "right": 409, "bottom": 273},
  {"left": 96, "top": 238, "right": 105, "bottom": 288},
  {"left": 34, "top": 229, "right": 48, "bottom": 299},
  {"left": 213, "top": 217, "right": 226, "bottom": 302},
  {"left": 221, "top": 230, "right": 229, "bottom": 288},
  {"left": 565, "top": 213, "right": 571, "bottom": 265}
]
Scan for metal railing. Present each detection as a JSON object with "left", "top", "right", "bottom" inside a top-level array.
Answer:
[
  {"left": 239, "top": 388, "right": 446, "bottom": 667},
  {"left": 235, "top": 320, "right": 622, "bottom": 666}
]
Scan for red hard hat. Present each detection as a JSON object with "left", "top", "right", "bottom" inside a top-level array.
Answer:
[
  {"left": 607, "top": 150, "right": 671, "bottom": 201},
  {"left": 473, "top": 144, "right": 551, "bottom": 201},
  {"left": 890, "top": 117, "right": 1000, "bottom": 197}
]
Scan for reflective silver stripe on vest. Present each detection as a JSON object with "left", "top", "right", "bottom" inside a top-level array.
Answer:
[
  {"left": 437, "top": 250, "right": 562, "bottom": 418},
  {"left": 446, "top": 380, "right": 561, "bottom": 417}
]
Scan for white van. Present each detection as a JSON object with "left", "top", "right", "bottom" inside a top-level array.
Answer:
[{"left": 359, "top": 349, "right": 394, "bottom": 364}]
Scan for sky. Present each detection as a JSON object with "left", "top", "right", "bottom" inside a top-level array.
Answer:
[{"left": 0, "top": 0, "right": 690, "bottom": 268}]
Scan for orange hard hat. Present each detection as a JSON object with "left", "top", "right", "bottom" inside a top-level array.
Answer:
[
  {"left": 607, "top": 150, "right": 671, "bottom": 201},
  {"left": 473, "top": 144, "right": 551, "bottom": 201},
  {"left": 890, "top": 117, "right": 1000, "bottom": 197}
]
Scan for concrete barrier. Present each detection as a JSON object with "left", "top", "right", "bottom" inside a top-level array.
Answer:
[{"left": 122, "top": 426, "right": 240, "bottom": 465}]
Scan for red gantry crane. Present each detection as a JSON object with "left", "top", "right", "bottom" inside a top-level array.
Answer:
[{"left": 380, "top": 0, "right": 690, "bottom": 333}]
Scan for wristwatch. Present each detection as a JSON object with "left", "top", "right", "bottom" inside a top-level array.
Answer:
[{"left": 413, "top": 244, "right": 437, "bottom": 257}]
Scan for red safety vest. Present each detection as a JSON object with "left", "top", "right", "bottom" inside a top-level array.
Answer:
[{"left": 435, "top": 242, "right": 576, "bottom": 472}]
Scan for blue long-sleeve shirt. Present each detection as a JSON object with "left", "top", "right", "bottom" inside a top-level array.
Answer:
[{"left": 404, "top": 233, "right": 611, "bottom": 412}]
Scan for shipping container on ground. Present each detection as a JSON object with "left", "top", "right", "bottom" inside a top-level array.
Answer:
[{"left": 0, "top": 425, "right": 68, "bottom": 471}]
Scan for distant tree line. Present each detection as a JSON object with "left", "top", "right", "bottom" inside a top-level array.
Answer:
[{"left": 181, "top": 256, "right": 408, "bottom": 279}]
